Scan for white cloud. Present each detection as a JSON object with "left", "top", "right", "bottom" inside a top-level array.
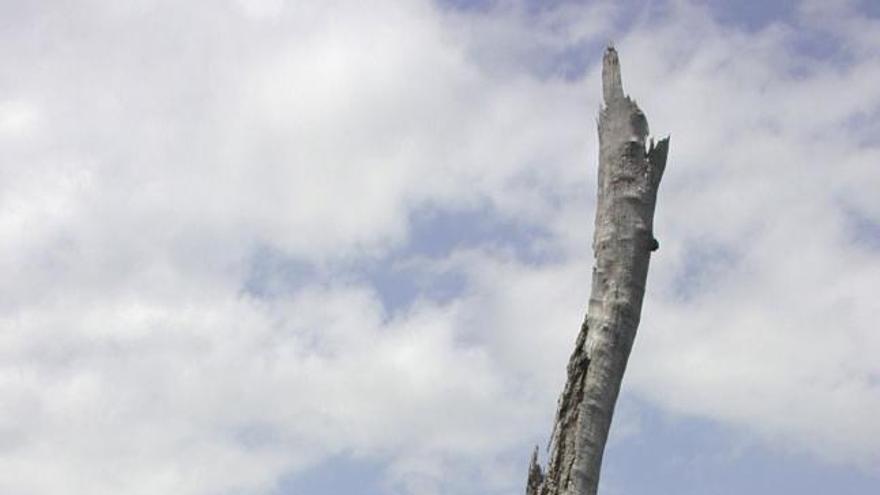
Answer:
[
  {"left": 234, "top": 0, "right": 285, "bottom": 20},
  {"left": 1, "top": 0, "right": 879, "bottom": 494},
  {"left": 0, "top": 100, "right": 39, "bottom": 137},
  {"left": 606, "top": 0, "right": 880, "bottom": 468}
]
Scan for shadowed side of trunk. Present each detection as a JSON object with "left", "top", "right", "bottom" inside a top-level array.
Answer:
[{"left": 527, "top": 46, "right": 669, "bottom": 495}]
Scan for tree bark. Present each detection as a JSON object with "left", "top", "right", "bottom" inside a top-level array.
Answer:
[{"left": 527, "top": 46, "right": 669, "bottom": 495}]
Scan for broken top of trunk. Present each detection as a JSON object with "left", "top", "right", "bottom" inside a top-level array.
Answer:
[
  {"left": 526, "top": 46, "right": 669, "bottom": 495},
  {"left": 601, "top": 46, "right": 625, "bottom": 104}
]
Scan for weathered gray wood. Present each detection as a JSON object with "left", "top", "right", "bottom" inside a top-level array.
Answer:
[{"left": 527, "top": 46, "right": 669, "bottom": 495}]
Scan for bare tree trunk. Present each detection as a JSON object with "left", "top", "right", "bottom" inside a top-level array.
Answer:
[{"left": 527, "top": 46, "right": 669, "bottom": 495}]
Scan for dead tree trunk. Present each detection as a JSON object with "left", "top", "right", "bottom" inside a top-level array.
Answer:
[{"left": 527, "top": 46, "right": 669, "bottom": 495}]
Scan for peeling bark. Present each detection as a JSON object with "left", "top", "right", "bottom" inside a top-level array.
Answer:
[{"left": 527, "top": 47, "right": 669, "bottom": 495}]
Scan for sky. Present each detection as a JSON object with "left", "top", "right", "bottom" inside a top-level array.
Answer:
[{"left": 1, "top": 0, "right": 879, "bottom": 494}]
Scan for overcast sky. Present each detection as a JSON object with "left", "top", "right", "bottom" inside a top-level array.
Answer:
[{"left": 1, "top": 0, "right": 879, "bottom": 494}]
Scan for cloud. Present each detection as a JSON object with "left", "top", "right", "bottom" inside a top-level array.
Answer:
[
  {"left": 607, "top": 0, "right": 880, "bottom": 468},
  {"left": 1, "top": 0, "right": 879, "bottom": 494}
]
